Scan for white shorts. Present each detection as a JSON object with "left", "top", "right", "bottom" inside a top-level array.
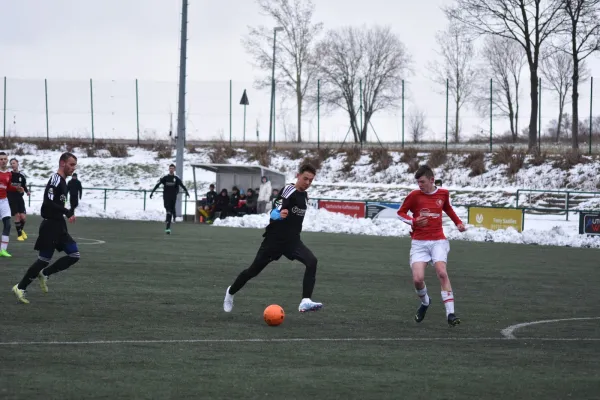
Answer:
[
  {"left": 410, "top": 239, "right": 450, "bottom": 266},
  {"left": 0, "top": 199, "right": 10, "bottom": 219}
]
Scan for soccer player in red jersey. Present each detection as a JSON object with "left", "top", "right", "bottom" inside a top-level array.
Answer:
[
  {"left": 0, "top": 152, "right": 24, "bottom": 257},
  {"left": 397, "top": 165, "right": 466, "bottom": 326}
]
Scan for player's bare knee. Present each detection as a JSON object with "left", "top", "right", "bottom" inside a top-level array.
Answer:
[{"left": 435, "top": 268, "right": 448, "bottom": 281}]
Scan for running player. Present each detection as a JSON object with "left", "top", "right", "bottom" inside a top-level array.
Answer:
[
  {"left": 8, "top": 158, "right": 30, "bottom": 241},
  {"left": 149, "top": 164, "right": 190, "bottom": 234},
  {"left": 223, "top": 164, "right": 323, "bottom": 313},
  {"left": 12, "top": 152, "right": 79, "bottom": 304},
  {"left": 397, "top": 165, "right": 466, "bottom": 326}
]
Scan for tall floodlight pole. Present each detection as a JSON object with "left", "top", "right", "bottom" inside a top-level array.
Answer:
[
  {"left": 175, "top": 0, "right": 188, "bottom": 217},
  {"left": 268, "top": 26, "right": 283, "bottom": 148}
]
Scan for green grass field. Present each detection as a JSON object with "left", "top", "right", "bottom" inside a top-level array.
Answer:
[{"left": 1, "top": 216, "right": 599, "bottom": 399}]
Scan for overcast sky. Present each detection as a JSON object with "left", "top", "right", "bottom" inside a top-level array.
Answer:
[{"left": 0, "top": 0, "right": 598, "bottom": 142}]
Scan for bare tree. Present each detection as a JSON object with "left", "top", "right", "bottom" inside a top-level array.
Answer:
[
  {"left": 540, "top": 51, "right": 575, "bottom": 141},
  {"left": 313, "top": 25, "right": 411, "bottom": 143},
  {"left": 476, "top": 37, "right": 526, "bottom": 142},
  {"left": 409, "top": 109, "right": 427, "bottom": 143},
  {"left": 557, "top": 0, "right": 600, "bottom": 148},
  {"left": 242, "top": 0, "right": 323, "bottom": 142},
  {"left": 445, "top": 0, "right": 566, "bottom": 150},
  {"left": 428, "top": 23, "right": 478, "bottom": 143}
]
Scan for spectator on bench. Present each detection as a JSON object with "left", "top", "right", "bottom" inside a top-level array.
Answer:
[
  {"left": 245, "top": 188, "right": 258, "bottom": 214},
  {"left": 214, "top": 188, "right": 230, "bottom": 219},
  {"left": 198, "top": 184, "right": 217, "bottom": 222}
]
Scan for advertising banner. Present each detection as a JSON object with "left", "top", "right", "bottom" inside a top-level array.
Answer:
[
  {"left": 365, "top": 202, "right": 401, "bottom": 219},
  {"left": 579, "top": 212, "right": 600, "bottom": 236},
  {"left": 468, "top": 207, "right": 524, "bottom": 232},
  {"left": 318, "top": 200, "right": 365, "bottom": 218}
]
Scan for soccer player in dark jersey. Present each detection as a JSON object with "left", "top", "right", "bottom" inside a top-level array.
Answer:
[
  {"left": 8, "top": 158, "right": 30, "bottom": 241},
  {"left": 12, "top": 152, "right": 80, "bottom": 304},
  {"left": 149, "top": 164, "right": 190, "bottom": 234},
  {"left": 223, "top": 164, "right": 323, "bottom": 313}
]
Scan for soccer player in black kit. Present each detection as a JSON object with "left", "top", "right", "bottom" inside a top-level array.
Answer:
[
  {"left": 12, "top": 152, "right": 80, "bottom": 304},
  {"left": 8, "top": 158, "right": 30, "bottom": 241},
  {"left": 150, "top": 164, "right": 190, "bottom": 234},
  {"left": 223, "top": 164, "right": 323, "bottom": 313}
]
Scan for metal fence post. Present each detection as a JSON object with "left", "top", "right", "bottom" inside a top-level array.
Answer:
[
  {"left": 402, "top": 79, "right": 405, "bottom": 149},
  {"left": 45, "top": 79, "right": 50, "bottom": 140},
  {"left": 445, "top": 78, "right": 449, "bottom": 151},
  {"left": 90, "top": 78, "right": 95, "bottom": 145},
  {"left": 3, "top": 77, "right": 6, "bottom": 138},
  {"left": 590, "top": 77, "right": 593, "bottom": 155},
  {"left": 136, "top": 79, "right": 140, "bottom": 146},
  {"left": 490, "top": 78, "right": 493, "bottom": 153}
]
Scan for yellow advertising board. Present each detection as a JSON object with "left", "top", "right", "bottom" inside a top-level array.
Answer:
[{"left": 468, "top": 207, "right": 524, "bottom": 232}]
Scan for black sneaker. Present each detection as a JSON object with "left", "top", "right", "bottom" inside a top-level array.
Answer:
[
  {"left": 415, "top": 301, "right": 430, "bottom": 323},
  {"left": 447, "top": 313, "right": 461, "bottom": 327}
]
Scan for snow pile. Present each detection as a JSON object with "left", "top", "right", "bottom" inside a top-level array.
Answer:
[{"left": 212, "top": 208, "right": 600, "bottom": 248}]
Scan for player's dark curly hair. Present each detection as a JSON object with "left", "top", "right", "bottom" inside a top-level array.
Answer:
[
  {"left": 59, "top": 152, "right": 77, "bottom": 162},
  {"left": 299, "top": 163, "right": 317, "bottom": 175},
  {"left": 414, "top": 165, "right": 434, "bottom": 179}
]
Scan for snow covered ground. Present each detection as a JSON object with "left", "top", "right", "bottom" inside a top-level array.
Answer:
[{"left": 7, "top": 142, "right": 600, "bottom": 248}]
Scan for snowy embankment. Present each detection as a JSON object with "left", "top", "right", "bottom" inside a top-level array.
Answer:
[{"left": 4, "top": 142, "right": 599, "bottom": 248}]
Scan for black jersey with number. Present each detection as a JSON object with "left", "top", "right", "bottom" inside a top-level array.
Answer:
[
  {"left": 264, "top": 184, "right": 307, "bottom": 241},
  {"left": 41, "top": 173, "right": 69, "bottom": 221},
  {"left": 8, "top": 171, "right": 27, "bottom": 199}
]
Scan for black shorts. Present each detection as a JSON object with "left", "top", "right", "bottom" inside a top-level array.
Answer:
[
  {"left": 254, "top": 237, "right": 315, "bottom": 264},
  {"left": 9, "top": 196, "right": 26, "bottom": 215},
  {"left": 164, "top": 197, "right": 176, "bottom": 212},
  {"left": 34, "top": 219, "right": 76, "bottom": 253}
]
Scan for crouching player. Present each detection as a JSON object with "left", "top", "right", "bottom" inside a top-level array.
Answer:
[{"left": 397, "top": 165, "right": 466, "bottom": 326}]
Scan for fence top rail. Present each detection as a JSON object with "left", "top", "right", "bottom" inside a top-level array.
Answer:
[
  {"left": 29, "top": 184, "right": 151, "bottom": 193},
  {"left": 516, "top": 189, "right": 600, "bottom": 196}
]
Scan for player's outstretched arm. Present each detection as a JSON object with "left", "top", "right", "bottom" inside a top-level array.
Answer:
[
  {"left": 397, "top": 193, "right": 414, "bottom": 226},
  {"left": 149, "top": 177, "right": 164, "bottom": 198},
  {"left": 176, "top": 176, "right": 190, "bottom": 196},
  {"left": 442, "top": 194, "right": 466, "bottom": 232}
]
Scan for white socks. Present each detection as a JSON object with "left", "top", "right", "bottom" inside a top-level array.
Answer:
[
  {"left": 441, "top": 290, "right": 455, "bottom": 316},
  {"left": 416, "top": 286, "right": 430, "bottom": 306},
  {"left": 1, "top": 235, "right": 8, "bottom": 251}
]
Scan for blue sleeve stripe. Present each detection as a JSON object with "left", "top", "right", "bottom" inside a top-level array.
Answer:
[{"left": 270, "top": 209, "right": 282, "bottom": 220}]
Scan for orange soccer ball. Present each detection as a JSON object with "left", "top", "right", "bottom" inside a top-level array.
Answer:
[{"left": 263, "top": 304, "right": 285, "bottom": 326}]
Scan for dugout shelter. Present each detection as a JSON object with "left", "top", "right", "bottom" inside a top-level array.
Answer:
[{"left": 190, "top": 163, "right": 287, "bottom": 221}]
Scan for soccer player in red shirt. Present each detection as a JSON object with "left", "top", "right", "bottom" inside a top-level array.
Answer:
[
  {"left": 397, "top": 165, "right": 466, "bottom": 326},
  {"left": 0, "top": 152, "right": 24, "bottom": 257}
]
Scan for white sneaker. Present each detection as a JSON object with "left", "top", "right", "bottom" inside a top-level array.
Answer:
[
  {"left": 223, "top": 286, "right": 234, "bottom": 312},
  {"left": 298, "top": 298, "right": 322, "bottom": 313}
]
